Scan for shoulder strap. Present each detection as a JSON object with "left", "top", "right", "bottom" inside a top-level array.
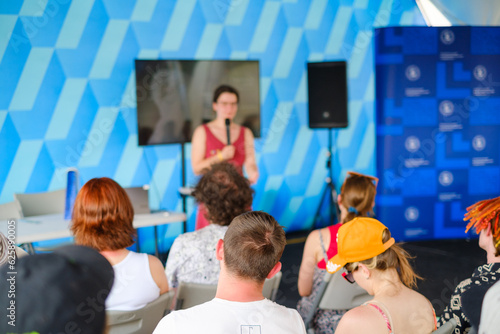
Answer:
[
  {"left": 427, "top": 299, "right": 438, "bottom": 330},
  {"left": 364, "top": 301, "right": 393, "bottom": 334},
  {"left": 318, "top": 230, "right": 329, "bottom": 263}
]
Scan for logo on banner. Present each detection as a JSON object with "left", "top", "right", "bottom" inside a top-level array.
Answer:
[
  {"left": 439, "top": 171, "right": 454, "bottom": 186},
  {"left": 405, "top": 207, "right": 419, "bottom": 222},
  {"left": 405, "top": 136, "right": 420, "bottom": 153},
  {"left": 439, "top": 100, "right": 454, "bottom": 117},
  {"left": 473, "top": 65, "right": 487, "bottom": 81},
  {"left": 405, "top": 65, "right": 421, "bottom": 81},
  {"left": 440, "top": 29, "right": 455, "bottom": 45},
  {"left": 472, "top": 135, "right": 486, "bottom": 151}
]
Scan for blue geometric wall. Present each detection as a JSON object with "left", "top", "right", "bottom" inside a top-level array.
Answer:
[{"left": 0, "top": 0, "right": 425, "bottom": 253}]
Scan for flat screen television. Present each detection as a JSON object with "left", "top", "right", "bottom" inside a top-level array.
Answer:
[{"left": 135, "top": 60, "right": 260, "bottom": 146}]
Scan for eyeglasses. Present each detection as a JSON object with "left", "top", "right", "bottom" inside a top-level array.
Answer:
[
  {"left": 347, "top": 171, "right": 379, "bottom": 187},
  {"left": 342, "top": 271, "right": 355, "bottom": 284},
  {"left": 216, "top": 102, "right": 238, "bottom": 108}
]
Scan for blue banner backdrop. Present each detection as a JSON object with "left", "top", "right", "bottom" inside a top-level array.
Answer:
[{"left": 375, "top": 27, "right": 500, "bottom": 241}]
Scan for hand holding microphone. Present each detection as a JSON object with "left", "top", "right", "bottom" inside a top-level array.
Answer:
[
  {"left": 225, "top": 118, "right": 231, "bottom": 145},
  {"left": 221, "top": 118, "right": 235, "bottom": 160}
]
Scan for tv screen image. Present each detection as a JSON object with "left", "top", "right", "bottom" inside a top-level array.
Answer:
[{"left": 135, "top": 60, "right": 260, "bottom": 146}]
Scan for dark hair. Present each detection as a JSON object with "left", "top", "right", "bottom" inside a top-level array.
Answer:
[
  {"left": 341, "top": 173, "right": 377, "bottom": 224},
  {"left": 223, "top": 211, "right": 286, "bottom": 282},
  {"left": 345, "top": 229, "right": 422, "bottom": 289},
  {"left": 71, "top": 177, "right": 136, "bottom": 251},
  {"left": 193, "top": 162, "right": 254, "bottom": 226},
  {"left": 213, "top": 84, "right": 239, "bottom": 103}
]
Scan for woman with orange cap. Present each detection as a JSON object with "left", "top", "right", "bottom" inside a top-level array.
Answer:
[{"left": 329, "top": 217, "right": 437, "bottom": 334}]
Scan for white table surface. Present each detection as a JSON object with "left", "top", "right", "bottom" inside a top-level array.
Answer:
[{"left": 0, "top": 211, "right": 186, "bottom": 244}]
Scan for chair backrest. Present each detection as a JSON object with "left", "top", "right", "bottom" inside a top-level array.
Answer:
[
  {"left": 175, "top": 282, "right": 218, "bottom": 310},
  {"left": 304, "top": 269, "right": 371, "bottom": 330},
  {"left": 124, "top": 186, "right": 150, "bottom": 214},
  {"left": 14, "top": 189, "right": 66, "bottom": 217},
  {"left": 107, "top": 290, "right": 175, "bottom": 334},
  {"left": 432, "top": 318, "right": 458, "bottom": 334},
  {"left": 262, "top": 271, "right": 282, "bottom": 301},
  {"left": 318, "top": 269, "right": 371, "bottom": 309},
  {"left": 0, "top": 200, "right": 22, "bottom": 220}
]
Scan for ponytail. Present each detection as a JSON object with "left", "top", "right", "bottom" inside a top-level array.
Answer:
[
  {"left": 358, "top": 229, "right": 422, "bottom": 289},
  {"left": 340, "top": 174, "right": 377, "bottom": 224}
]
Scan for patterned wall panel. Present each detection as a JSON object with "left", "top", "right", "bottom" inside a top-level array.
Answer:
[{"left": 0, "top": 0, "right": 425, "bottom": 253}]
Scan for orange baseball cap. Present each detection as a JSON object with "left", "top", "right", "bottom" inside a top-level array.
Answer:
[{"left": 326, "top": 217, "right": 395, "bottom": 274}]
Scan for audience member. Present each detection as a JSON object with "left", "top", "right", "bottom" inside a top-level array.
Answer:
[
  {"left": 154, "top": 211, "right": 307, "bottom": 333},
  {"left": 438, "top": 196, "right": 500, "bottom": 333},
  {"left": 165, "top": 162, "right": 253, "bottom": 288},
  {"left": 478, "top": 280, "right": 500, "bottom": 334},
  {"left": 330, "top": 217, "right": 437, "bottom": 334},
  {"left": 0, "top": 245, "right": 114, "bottom": 333},
  {"left": 297, "top": 171, "right": 378, "bottom": 333},
  {"left": 71, "top": 177, "right": 169, "bottom": 310}
]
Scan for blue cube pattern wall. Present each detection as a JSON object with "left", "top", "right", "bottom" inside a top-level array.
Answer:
[{"left": 0, "top": 0, "right": 424, "bottom": 253}]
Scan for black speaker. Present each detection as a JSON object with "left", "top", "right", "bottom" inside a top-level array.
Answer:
[{"left": 307, "top": 61, "right": 348, "bottom": 128}]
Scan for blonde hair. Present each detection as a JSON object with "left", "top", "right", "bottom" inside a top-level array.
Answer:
[{"left": 345, "top": 229, "right": 422, "bottom": 289}]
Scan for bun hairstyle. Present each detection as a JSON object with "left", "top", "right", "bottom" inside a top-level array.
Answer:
[
  {"left": 345, "top": 229, "right": 422, "bottom": 289},
  {"left": 341, "top": 172, "right": 378, "bottom": 224}
]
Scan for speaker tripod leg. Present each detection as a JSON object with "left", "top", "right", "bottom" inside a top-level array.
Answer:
[{"left": 311, "top": 180, "right": 339, "bottom": 231}]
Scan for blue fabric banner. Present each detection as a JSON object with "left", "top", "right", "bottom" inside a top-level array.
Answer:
[{"left": 375, "top": 27, "right": 500, "bottom": 241}]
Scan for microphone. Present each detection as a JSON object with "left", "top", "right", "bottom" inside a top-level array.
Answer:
[{"left": 225, "top": 118, "right": 231, "bottom": 145}]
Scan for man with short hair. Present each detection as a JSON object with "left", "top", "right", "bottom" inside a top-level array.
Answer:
[{"left": 154, "top": 211, "right": 307, "bottom": 333}]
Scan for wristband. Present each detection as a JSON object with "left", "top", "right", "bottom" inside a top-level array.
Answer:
[{"left": 217, "top": 150, "right": 223, "bottom": 161}]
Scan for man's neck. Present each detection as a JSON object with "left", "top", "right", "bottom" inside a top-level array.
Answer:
[
  {"left": 486, "top": 252, "right": 500, "bottom": 264},
  {"left": 215, "top": 271, "right": 265, "bottom": 302}
]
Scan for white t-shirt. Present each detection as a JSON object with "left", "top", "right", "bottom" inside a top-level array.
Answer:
[
  {"left": 479, "top": 280, "right": 500, "bottom": 333},
  {"left": 153, "top": 298, "right": 307, "bottom": 334}
]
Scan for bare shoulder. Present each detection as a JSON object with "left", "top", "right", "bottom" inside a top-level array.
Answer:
[
  {"left": 336, "top": 306, "right": 388, "bottom": 334},
  {"left": 147, "top": 254, "right": 164, "bottom": 269},
  {"left": 243, "top": 126, "right": 254, "bottom": 137},
  {"left": 192, "top": 124, "right": 206, "bottom": 138}
]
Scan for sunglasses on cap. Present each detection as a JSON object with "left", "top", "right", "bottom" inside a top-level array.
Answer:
[{"left": 347, "top": 171, "right": 379, "bottom": 187}]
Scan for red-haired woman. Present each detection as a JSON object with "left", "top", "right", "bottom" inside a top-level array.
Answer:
[{"left": 71, "top": 177, "right": 169, "bottom": 310}]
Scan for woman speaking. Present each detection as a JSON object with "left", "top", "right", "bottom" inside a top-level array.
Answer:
[
  {"left": 191, "top": 85, "right": 258, "bottom": 183},
  {"left": 191, "top": 85, "right": 258, "bottom": 229}
]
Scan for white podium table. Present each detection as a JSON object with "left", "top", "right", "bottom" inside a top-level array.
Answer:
[{"left": 0, "top": 211, "right": 186, "bottom": 255}]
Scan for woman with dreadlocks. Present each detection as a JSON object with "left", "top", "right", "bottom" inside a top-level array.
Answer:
[{"left": 438, "top": 196, "right": 500, "bottom": 334}]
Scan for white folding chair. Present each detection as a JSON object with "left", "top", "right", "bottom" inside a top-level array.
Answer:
[
  {"left": 175, "top": 282, "right": 218, "bottom": 310},
  {"left": 14, "top": 189, "right": 66, "bottom": 217},
  {"left": 0, "top": 200, "right": 22, "bottom": 220},
  {"left": 107, "top": 290, "right": 175, "bottom": 334},
  {"left": 262, "top": 271, "right": 282, "bottom": 301},
  {"left": 432, "top": 319, "right": 458, "bottom": 334},
  {"left": 304, "top": 269, "right": 371, "bottom": 334}
]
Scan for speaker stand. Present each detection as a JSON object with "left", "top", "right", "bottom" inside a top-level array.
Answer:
[{"left": 311, "top": 128, "right": 340, "bottom": 230}]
